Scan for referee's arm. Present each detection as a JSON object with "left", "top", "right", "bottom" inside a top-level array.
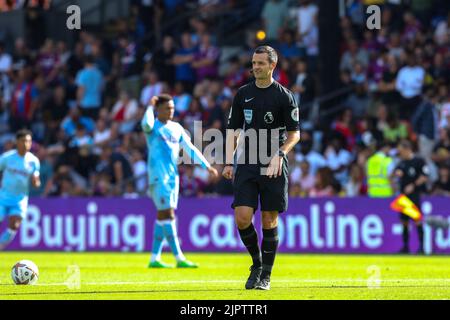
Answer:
[
  {"left": 280, "top": 131, "right": 300, "bottom": 155},
  {"left": 267, "top": 92, "right": 300, "bottom": 178},
  {"left": 281, "top": 92, "right": 301, "bottom": 155}
]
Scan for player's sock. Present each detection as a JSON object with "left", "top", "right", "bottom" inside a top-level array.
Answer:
[
  {"left": 238, "top": 223, "right": 261, "bottom": 268},
  {"left": 150, "top": 221, "right": 165, "bottom": 263},
  {"left": 261, "top": 227, "right": 279, "bottom": 279},
  {"left": 161, "top": 219, "right": 185, "bottom": 262},
  {"left": 0, "top": 228, "right": 17, "bottom": 250},
  {"left": 417, "top": 225, "right": 424, "bottom": 251}
]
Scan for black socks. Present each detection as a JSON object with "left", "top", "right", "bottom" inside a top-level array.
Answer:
[
  {"left": 261, "top": 227, "right": 279, "bottom": 279},
  {"left": 238, "top": 223, "right": 262, "bottom": 268}
]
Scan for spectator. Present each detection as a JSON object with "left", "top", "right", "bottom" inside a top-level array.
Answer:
[
  {"left": 296, "top": 0, "right": 318, "bottom": 42},
  {"left": 173, "top": 32, "right": 197, "bottom": 93},
  {"left": 340, "top": 38, "right": 369, "bottom": 73},
  {"left": 332, "top": 109, "right": 357, "bottom": 152},
  {"left": 130, "top": 149, "right": 147, "bottom": 194},
  {"left": 395, "top": 50, "right": 425, "bottom": 120},
  {"left": 192, "top": 33, "right": 220, "bottom": 81},
  {"left": 93, "top": 118, "right": 114, "bottom": 155},
  {"left": 180, "top": 165, "right": 205, "bottom": 197},
  {"left": 172, "top": 81, "right": 192, "bottom": 116},
  {"left": 61, "top": 107, "right": 95, "bottom": 138},
  {"left": 346, "top": 62, "right": 370, "bottom": 118},
  {"left": 378, "top": 54, "right": 401, "bottom": 106},
  {"left": 10, "top": 64, "right": 39, "bottom": 131},
  {"left": 36, "top": 39, "right": 60, "bottom": 84},
  {"left": 382, "top": 111, "right": 410, "bottom": 144},
  {"left": 182, "top": 97, "right": 205, "bottom": 136},
  {"left": 432, "top": 163, "right": 450, "bottom": 196},
  {"left": 115, "top": 34, "right": 140, "bottom": 98},
  {"left": 324, "top": 133, "right": 353, "bottom": 185},
  {"left": 290, "top": 160, "right": 316, "bottom": 197},
  {"left": 67, "top": 42, "right": 85, "bottom": 79},
  {"left": 75, "top": 55, "right": 103, "bottom": 120},
  {"left": 123, "top": 181, "right": 139, "bottom": 199},
  {"left": 116, "top": 34, "right": 138, "bottom": 78},
  {"left": 431, "top": 128, "right": 450, "bottom": 167},
  {"left": 110, "top": 90, "right": 139, "bottom": 134},
  {"left": 344, "top": 163, "right": 366, "bottom": 196},
  {"left": 278, "top": 29, "right": 303, "bottom": 60},
  {"left": 42, "top": 84, "right": 69, "bottom": 144},
  {"left": 260, "top": 0, "right": 289, "bottom": 44},
  {"left": 302, "top": 14, "right": 319, "bottom": 72},
  {"left": 223, "top": 56, "right": 247, "bottom": 89},
  {"left": 0, "top": 41, "right": 12, "bottom": 74},
  {"left": 292, "top": 59, "right": 314, "bottom": 113},
  {"left": 140, "top": 71, "right": 163, "bottom": 107},
  {"left": 411, "top": 96, "right": 438, "bottom": 162},
  {"left": 29, "top": 146, "right": 54, "bottom": 197},
  {"left": 309, "top": 167, "right": 336, "bottom": 197},
  {"left": 295, "top": 130, "right": 327, "bottom": 176},
  {"left": 152, "top": 35, "right": 176, "bottom": 87}
]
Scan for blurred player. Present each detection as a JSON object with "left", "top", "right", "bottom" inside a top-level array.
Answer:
[
  {"left": 394, "top": 140, "right": 429, "bottom": 254},
  {"left": 0, "top": 129, "right": 40, "bottom": 250},
  {"left": 142, "top": 94, "right": 218, "bottom": 268},
  {"left": 223, "top": 46, "right": 300, "bottom": 290}
]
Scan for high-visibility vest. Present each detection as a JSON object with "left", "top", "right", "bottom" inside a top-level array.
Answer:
[{"left": 367, "top": 152, "right": 393, "bottom": 197}]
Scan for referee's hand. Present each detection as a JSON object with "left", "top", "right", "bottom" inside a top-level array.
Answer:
[
  {"left": 222, "top": 165, "right": 233, "bottom": 180},
  {"left": 266, "top": 155, "right": 283, "bottom": 178}
]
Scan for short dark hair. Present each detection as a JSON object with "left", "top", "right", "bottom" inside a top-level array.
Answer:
[
  {"left": 155, "top": 94, "right": 173, "bottom": 108},
  {"left": 254, "top": 46, "right": 278, "bottom": 64},
  {"left": 398, "top": 139, "right": 413, "bottom": 150},
  {"left": 16, "top": 129, "right": 32, "bottom": 140}
]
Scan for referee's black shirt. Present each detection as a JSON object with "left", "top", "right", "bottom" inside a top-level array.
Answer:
[
  {"left": 227, "top": 80, "right": 300, "bottom": 167},
  {"left": 396, "top": 156, "right": 429, "bottom": 204}
]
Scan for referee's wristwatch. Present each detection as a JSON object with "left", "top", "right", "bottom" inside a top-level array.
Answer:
[{"left": 278, "top": 150, "right": 286, "bottom": 158}]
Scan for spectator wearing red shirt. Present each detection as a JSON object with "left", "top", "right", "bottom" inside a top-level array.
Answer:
[{"left": 10, "top": 65, "right": 39, "bottom": 131}]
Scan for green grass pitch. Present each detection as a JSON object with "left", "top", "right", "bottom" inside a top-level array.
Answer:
[{"left": 0, "top": 252, "right": 449, "bottom": 300}]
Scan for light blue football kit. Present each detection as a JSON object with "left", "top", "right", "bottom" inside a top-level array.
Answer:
[
  {"left": 0, "top": 150, "right": 40, "bottom": 220},
  {"left": 141, "top": 105, "right": 211, "bottom": 266},
  {"left": 141, "top": 106, "right": 210, "bottom": 211},
  {"left": 0, "top": 150, "right": 40, "bottom": 250}
]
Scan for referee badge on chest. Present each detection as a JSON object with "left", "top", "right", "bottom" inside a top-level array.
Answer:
[
  {"left": 244, "top": 109, "right": 253, "bottom": 124},
  {"left": 264, "top": 112, "right": 274, "bottom": 124}
]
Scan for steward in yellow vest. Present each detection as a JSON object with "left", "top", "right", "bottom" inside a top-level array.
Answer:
[{"left": 367, "top": 143, "right": 394, "bottom": 197}]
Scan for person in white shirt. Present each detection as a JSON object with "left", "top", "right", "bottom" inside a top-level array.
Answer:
[
  {"left": 0, "top": 42, "right": 12, "bottom": 74},
  {"left": 111, "top": 90, "right": 139, "bottom": 134},
  {"left": 296, "top": 0, "right": 318, "bottom": 39},
  {"left": 395, "top": 51, "right": 425, "bottom": 120},
  {"left": 140, "top": 71, "right": 163, "bottom": 107},
  {"left": 324, "top": 135, "right": 353, "bottom": 186}
]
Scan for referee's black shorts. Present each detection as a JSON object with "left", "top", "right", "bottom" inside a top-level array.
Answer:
[{"left": 231, "top": 161, "right": 289, "bottom": 213}]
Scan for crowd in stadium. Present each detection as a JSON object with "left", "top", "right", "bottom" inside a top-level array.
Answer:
[{"left": 0, "top": 0, "right": 449, "bottom": 198}]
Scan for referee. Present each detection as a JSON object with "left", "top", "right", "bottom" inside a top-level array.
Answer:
[
  {"left": 394, "top": 140, "right": 429, "bottom": 254},
  {"left": 222, "top": 46, "right": 300, "bottom": 290}
]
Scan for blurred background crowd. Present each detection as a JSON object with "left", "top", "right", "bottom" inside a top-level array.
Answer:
[{"left": 0, "top": 0, "right": 449, "bottom": 198}]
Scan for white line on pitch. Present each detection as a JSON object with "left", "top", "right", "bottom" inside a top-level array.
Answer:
[{"left": 33, "top": 279, "right": 450, "bottom": 287}]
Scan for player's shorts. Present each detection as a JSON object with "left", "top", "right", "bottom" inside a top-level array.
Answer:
[
  {"left": 232, "top": 161, "right": 289, "bottom": 213},
  {"left": 148, "top": 179, "right": 179, "bottom": 211},
  {"left": 0, "top": 198, "right": 28, "bottom": 221}
]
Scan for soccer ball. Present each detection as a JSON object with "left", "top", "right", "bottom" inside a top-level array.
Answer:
[{"left": 11, "top": 260, "right": 39, "bottom": 285}]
